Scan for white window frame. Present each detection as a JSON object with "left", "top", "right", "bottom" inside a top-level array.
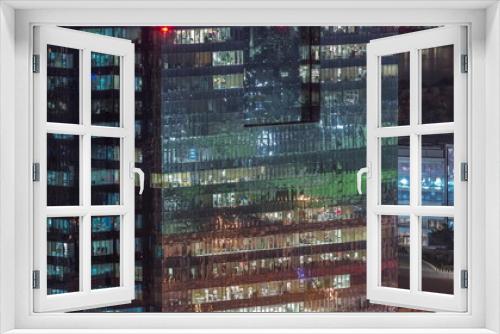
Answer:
[
  {"left": 32, "top": 26, "right": 136, "bottom": 312},
  {"left": 365, "top": 26, "right": 467, "bottom": 312},
  {"left": 0, "top": 1, "right": 498, "bottom": 333}
]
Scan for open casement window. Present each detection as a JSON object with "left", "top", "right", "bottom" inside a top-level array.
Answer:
[
  {"left": 362, "top": 26, "right": 468, "bottom": 312},
  {"left": 33, "top": 26, "right": 140, "bottom": 312}
]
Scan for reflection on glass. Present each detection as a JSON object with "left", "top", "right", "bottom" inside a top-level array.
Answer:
[
  {"left": 244, "top": 27, "right": 321, "bottom": 125},
  {"left": 47, "top": 134, "right": 79, "bottom": 206},
  {"left": 421, "top": 45, "right": 454, "bottom": 124},
  {"left": 421, "top": 216, "right": 454, "bottom": 294},
  {"left": 380, "top": 52, "right": 410, "bottom": 127},
  {"left": 381, "top": 215, "right": 410, "bottom": 289},
  {"left": 47, "top": 45, "right": 80, "bottom": 124},
  {"left": 91, "top": 216, "right": 120, "bottom": 289},
  {"left": 91, "top": 137, "right": 120, "bottom": 205},
  {"left": 381, "top": 137, "right": 410, "bottom": 205},
  {"left": 421, "top": 134, "right": 454, "bottom": 206},
  {"left": 91, "top": 52, "right": 121, "bottom": 127},
  {"left": 47, "top": 217, "right": 79, "bottom": 295}
]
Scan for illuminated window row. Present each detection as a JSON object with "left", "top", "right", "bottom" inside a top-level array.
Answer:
[
  {"left": 323, "top": 89, "right": 363, "bottom": 106},
  {"left": 91, "top": 52, "right": 120, "bottom": 67},
  {"left": 165, "top": 50, "right": 244, "bottom": 69},
  {"left": 160, "top": 204, "right": 364, "bottom": 235},
  {"left": 91, "top": 169, "right": 119, "bottom": 185},
  {"left": 47, "top": 217, "right": 78, "bottom": 234},
  {"left": 165, "top": 73, "right": 244, "bottom": 92},
  {"left": 164, "top": 227, "right": 366, "bottom": 257},
  {"left": 159, "top": 183, "right": 356, "bottom": 213},
  {"left": 92, "top": 239, "right": 117, "bottom": 256},
  {"left": 47, "top": 241, "right": 76, "bottom": 258},
  {"left": 151, "top": 161, "right": 360, "bottom": 189},
  {"left": 189, "top": 274, "right": 351, "bottom": 305},
  {"left": 173, "top": 27, "right": 232, "bottom": 45},
  {"left": 165, "top": 250, "right": 365, "bottom": 282},
  {"left": 223, "top": 302, "right": 304, "bottom": 313},
  {"left": 91, "top": 263, "right": 119, "bottom": 277},
  {"left": 321, "top": 66, "right": 366, "bottom": 83},
  {"left": 320, "top": 44, "right": 367, "bottom": 60},
  {"left": 157, "top": 180, "right": 360, "bottom": 214},
  {"left": 47, "top": 170, "right": 76, "bottom": 187},
  {"left": 47, "top": 49, "right": 76, "bottom": 69},
  {"left": 161, "top": 127, "right": 365, "bottom": 163},
  {"left": 91, "top": 75, "right": 120, "bottom": 91}
]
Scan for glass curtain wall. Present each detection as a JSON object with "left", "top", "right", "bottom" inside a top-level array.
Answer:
[{"left": 45, "top": 26, "right": 451, "bottom": 312}]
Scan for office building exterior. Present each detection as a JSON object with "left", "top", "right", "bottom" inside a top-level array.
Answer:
[{"left": 46, "top": 26, "right": 452, "bottom": 312}]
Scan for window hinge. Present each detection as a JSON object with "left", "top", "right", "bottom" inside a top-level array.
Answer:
[
  {"left": 461, "top": 269, "right": 468, "bottom": 289},
  {"left": 461, "top": 54, "right": 468, "bottom": 73},
  {"left": 32, "top": 270, "right": 40, "bottom": 289},
  {"left": 460, "top": 162, "right": 468, "bottom": 182},
  {"left": 32, "top": 54, "right": 40, "bottom": 73},
  {"left": 32, "top": 162, "right": 40, "bottom": 182}
]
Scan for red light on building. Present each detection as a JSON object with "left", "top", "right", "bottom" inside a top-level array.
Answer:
[{"left": 160, "top": 26, "right": 171, "bottom": 33}]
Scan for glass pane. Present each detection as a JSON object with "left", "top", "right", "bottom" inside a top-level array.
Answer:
[
  {"left": 381, "top": 136, "right": 410, "bottom": 205},
  {"left": 421, "top": 216, "right": 454, "bottom": 294},
  {"left": 91, "top": 137, "right": 120, "bottom": 205},
  {"left": 47, "top": 217, "right": 79, "bottom": 295},
  {"left": 91, "top": 52, "right": 121, "bottom": 127},
  {"left": 244, "top": 27, "right": 321, "bottom": 125},
  {"left": 91, "top": 216, "right": 120, "bottom": 289},
  {"left": 47, "top": 45, "right": 80, "bottom": 124},
  {"left": 47, "top": 134, "right": 79, "bottom": 206},
  {"left": 421, "top": 134, "right": 454, "bottom": 206},
  {"left": 421, "top": 45, "right": 454, "bottom": 124},
  {"left": 380, "top": 52, "right": 410, "bottom": 127},
  {"left": 381, "top": 215, "right": 410, "bottom": 289}
]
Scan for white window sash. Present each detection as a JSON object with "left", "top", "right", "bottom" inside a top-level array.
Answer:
[
  {"left": 32, "top": 26, "right": 136, "bottom": 312},
  {"left": 366, "top": 26, "right": 467, "bottom": 312}
]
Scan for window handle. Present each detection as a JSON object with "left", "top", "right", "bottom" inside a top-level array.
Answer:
[
  {"left": 130, "top": 163, "right": 145, "bottom": 195},
  {"left": 357, "top": 165, "right": 370, "bottom": 195}
]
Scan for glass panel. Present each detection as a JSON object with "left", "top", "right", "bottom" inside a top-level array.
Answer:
[
  {"left": 47, "top": 217, "right": 79, "bottom": 295},
  {"left": 244, "top": 27, "right": 321, "bottom": 125},
  {"left": 421, "top": 134, "right": 454, "bottom": 206},
  {"left": 381, "top": 136, "right": 410, "bottom": 205},
  {"left": 47, "top": 134, "right": 79, "bottom": 206},
  {"left": 91, "top": 137, "right": 120, "bottom": 205},
  {"left": 47, "top": 45, "right": 80, "bottom": 124},
  {"left": 421, "top": 216, "right": 454, "bottom": 294},
  {"left": 91, "top": 52, "right": 121, "bottom": 127},
  {"left": 381, "top": 215, "right": 410, "bottom": 289},
  {"left": 421, "top": 45, "right": 454, "bottom": 124},
  {"left": 91, "top": 216, "right": 120, "bottom": 289},
  {"left": 380, "top": 52, "right": 410, "bottom": 127}
]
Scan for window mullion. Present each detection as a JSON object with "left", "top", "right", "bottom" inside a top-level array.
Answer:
[
  {"left": 409, "top": 48, "right": 420, "bottom": 293},
  {"left": 81, "top": 48, "right": 92, "bottom": 294}
]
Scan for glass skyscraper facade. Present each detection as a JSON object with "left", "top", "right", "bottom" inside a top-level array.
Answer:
[{"left": 45, "top": 26, "right": 454, "bottom": 312}]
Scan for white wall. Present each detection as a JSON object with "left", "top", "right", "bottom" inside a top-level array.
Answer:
[
  {"left": 485, "top": 2, "right": 500, "bottom": 333},
  {"left": 0, "top": 2, "right": 16, "bottom": 333}
]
